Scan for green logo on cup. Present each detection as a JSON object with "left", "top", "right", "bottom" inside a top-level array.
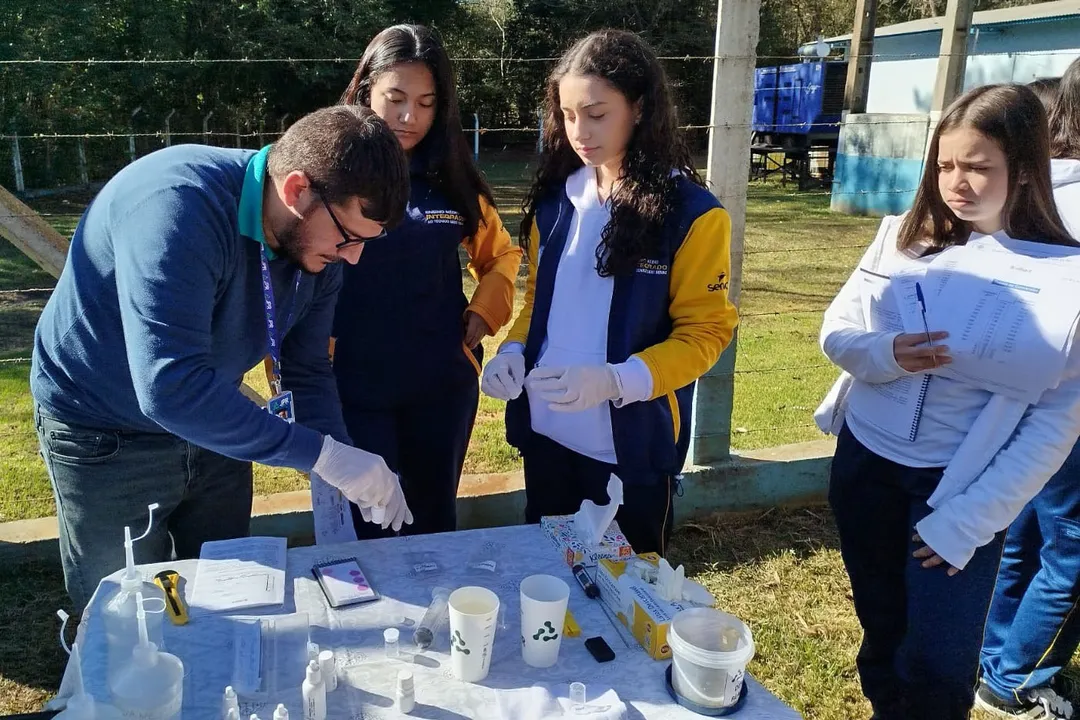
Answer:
[
  {"left": 451, "top": 630, "right": 471, "bottom": 655},
  {"left": 532, "top": 621, "right": 559, "bottom": 642}
]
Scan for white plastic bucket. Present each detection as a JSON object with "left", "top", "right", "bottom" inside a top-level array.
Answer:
[{"left": 667, "top": 607, "right": 755, "bottom": 709}]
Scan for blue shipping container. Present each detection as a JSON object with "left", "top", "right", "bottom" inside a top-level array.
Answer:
[{"left": 753, "top": 60, "right": 846, "bottom": 139}]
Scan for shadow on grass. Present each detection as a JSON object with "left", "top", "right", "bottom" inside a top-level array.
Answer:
[
  {"left": 669, "top": 504, "right": 840, "bottom": 578},
  {"left": 0, "top": 559, "right": 70, "bottom": 705}
]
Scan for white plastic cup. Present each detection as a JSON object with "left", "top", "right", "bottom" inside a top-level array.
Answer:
[
  {"left": 667, "top": 607, "right": 755, "bottom": 709},
  {"left": 519, "top": 574, "right": 570, "bottom": 668},
  {"left": 447, "top": 586, "right": 500, "bottom": 682}
]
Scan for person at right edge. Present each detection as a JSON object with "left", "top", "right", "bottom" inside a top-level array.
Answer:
[
  {"left": 818, "top": 83, "right": 1080, "bottom": 720},
  {"left": 480, "top": 30, "right": 738, "bottom": 556},
  {"left": 976, "top": 60, "right": 1080, "bottom": 720}
]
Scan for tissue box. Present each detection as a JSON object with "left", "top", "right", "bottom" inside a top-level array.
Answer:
[
  {"left": 540, "top": 514, "right": 634, "bottom": 568},
  {"left": 594, "top": 553, "right": 713, "bottom": 660}
]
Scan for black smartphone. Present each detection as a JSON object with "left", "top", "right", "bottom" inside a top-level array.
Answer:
[{"left": 584, "top": 636, "right": 615, "bottom": 663}]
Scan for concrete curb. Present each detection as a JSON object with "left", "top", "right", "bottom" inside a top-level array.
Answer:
[{"left": 0, "top": 440, "right": 833, "bottom": 565}]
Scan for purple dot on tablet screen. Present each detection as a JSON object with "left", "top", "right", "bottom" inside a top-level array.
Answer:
[{"left": 349, "top": 570, "right": 361, "bottom": 578}]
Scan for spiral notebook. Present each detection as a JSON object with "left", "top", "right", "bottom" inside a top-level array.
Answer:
[
  {"left": 850, "top": 373, "right": 931, "bottom": 441},
  {"left": 855, "top": 267, "right": 932, "bottom": 442}
]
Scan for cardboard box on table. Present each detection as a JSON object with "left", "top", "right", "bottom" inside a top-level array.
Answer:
[
  {"left": 539, "top": 514, "right": 634, "bottom": 568},
  {"left": 594, "top": 553, "right": 715, "bottom": 660}
]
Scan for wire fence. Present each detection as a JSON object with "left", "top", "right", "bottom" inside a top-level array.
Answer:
[
  {"left": 2, "top": 47, "right": 1078, "bottom": 65},
  {"left": 5, "top": 44, "right": 1076, "bottom": 192},
  {"left": 1, "top": 41, "right": 1074, "bottom": 521}
]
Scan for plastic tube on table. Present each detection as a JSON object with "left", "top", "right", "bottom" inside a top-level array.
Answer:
[
  {"left": 222, "top": 686, "right": 239, "bottom": 719},
  {"left": 318, "top": 649, "right": 337, "bottom": 692},
  {"left": 396, "top": 670, "right": 415, "bottom": 713},
  {"left": 570, "top": 682, "right": 586, "bottom": 711},
  {"left": 413, "top": 587, "right": 451, "bottom": 649}
]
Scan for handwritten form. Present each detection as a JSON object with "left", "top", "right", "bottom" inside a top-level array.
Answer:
[
  {"left": 189, "top": 536, "right": 287, "bottom": 616},
  {"left": 310, "top": 472, "right": 358, "bottom": 545}
]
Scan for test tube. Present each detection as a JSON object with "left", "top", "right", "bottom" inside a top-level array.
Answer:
[
  {"left": 413, "top": 587, "right": 451, "bottom": 649},
  {"left": 570, "top": 682, "right": 586, "bottom": 712}
]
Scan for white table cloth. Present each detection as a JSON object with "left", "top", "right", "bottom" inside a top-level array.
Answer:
[{"left": 70, "top": 525, "right": 802, "bottom": 719}]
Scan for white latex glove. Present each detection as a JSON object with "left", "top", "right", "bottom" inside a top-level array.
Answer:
[
  {"left": 312, "top": 436, "right": 400, "bottom": 508},
  {"left": 481, "top": 350, "right": 526, "bottom": 400},
  {"left": 526, "top": 364, "right": 621, "bottom": 412},
  {"left": 357, "top": 476, "right": 414, "bottom": 532}
]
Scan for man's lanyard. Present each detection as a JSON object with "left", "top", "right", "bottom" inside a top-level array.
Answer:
[{"left": 259, "top": 250, "right": 302, "bottom": 396}]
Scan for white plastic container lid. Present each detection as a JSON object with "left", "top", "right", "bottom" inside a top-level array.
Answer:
[{"left": 668, "top": 607, "right": 755, "bottom": 669}]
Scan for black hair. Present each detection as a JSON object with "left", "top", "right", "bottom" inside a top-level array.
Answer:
[
  {"left": 1027, "top": 76, "right": 1061, "bottom": 115},
  {"left": 267, "top": 104, "right": 409, "bottom": 225},
  {"left": 342, "top": 24, "right": 495, "bottom": 236}
]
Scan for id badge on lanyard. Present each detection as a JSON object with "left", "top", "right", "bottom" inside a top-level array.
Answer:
[{"left": 260, "top": 251, "right": 301, "bottom": 422}]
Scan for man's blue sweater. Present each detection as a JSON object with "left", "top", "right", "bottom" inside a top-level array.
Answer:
[{"left": 31, "top": 144, "right": 350, "bottom": 471}]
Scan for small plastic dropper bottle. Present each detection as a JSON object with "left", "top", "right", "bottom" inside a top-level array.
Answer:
[
  {"left": 103, "top": 504, "right": 166, "bottom": 684},
  {"left": 396, "top": 670, "right": 415, "bottom": 713},
  {"left": 273, "top": 704, "right": 289, "bottom": 720},
  {"left": 108, "top": 591, "right": 185, "bottom": 720},
  {"left": 317, "top": 650, "right": 337, "bottom": 692},
  {"left": 302, "top": 659, "right": 326, "bottom": 720},
  {"left": 222, "top": 685, "right": 239, "bottom": 720},
  {"left": 53, "top": 610, "right": 124, "bottom": 720}
]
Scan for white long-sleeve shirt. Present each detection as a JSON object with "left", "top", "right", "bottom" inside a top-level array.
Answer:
[
  {"left": 1053, "top": 158, "right": 1080, "bottom": 240},
  {"left": 818, "top": 213, "right": 1080, "bottom": 569},
  {"left": 823, "top": 216, "right": 993, "bottom": 466},
  {"left": 505, "top": 166, "right": 653, "bottom": 463}
]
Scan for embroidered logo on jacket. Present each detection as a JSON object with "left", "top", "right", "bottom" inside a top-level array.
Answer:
[
  {"left": 636, "top": 258, "right": 670, "bottom": 276},
  {"left": 424, "top": 209, "right": 465, "bottom": 226},
  {"left": 708, "top": 273, "right": 729, "bottom": 292}
]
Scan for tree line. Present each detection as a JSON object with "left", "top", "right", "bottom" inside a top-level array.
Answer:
[{"left": 0, "top": 0, "right": 1036, "bottom": 189}]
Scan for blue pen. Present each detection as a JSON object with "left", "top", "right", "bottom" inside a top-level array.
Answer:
[{"left": 915, "top": 282, "right": 934, "bottom": 347}]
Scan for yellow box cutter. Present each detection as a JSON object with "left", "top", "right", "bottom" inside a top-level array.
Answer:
[{"left": 154, "top": 570, "right": 189, "bottom": 625}]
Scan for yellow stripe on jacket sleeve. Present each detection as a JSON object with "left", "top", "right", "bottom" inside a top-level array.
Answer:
[
  {"left": 463, "top": 195, "right": 523, "bottom": 333},
  {"left": 502, "top": 219, "right": 540, "bottom": 347},
  {"left": 634, "top": 207, "right": 739, "bottom": 399}
]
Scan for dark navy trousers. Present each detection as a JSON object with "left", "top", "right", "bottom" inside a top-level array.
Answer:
[
  {"left": 829, "top": 423, "right": 1005, "bottom": 719},
  {"left": 520, "top": 430, "right": 676, "bottom": 556},
  {"left": 342, "top": 379, "right": 479, "bottom": 539}
]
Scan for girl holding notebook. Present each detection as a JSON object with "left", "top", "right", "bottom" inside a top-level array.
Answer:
[{"left": 817, "top": 83, "right": 1080, "bottom": 719}]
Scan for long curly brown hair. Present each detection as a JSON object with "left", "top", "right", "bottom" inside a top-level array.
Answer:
[{"left": 519, "top": 29, "right": 704, "bottom": 277}]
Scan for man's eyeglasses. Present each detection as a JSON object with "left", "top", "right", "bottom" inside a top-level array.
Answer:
[{"left": 312, "top": 186, "right": 387, "bottom": 249}]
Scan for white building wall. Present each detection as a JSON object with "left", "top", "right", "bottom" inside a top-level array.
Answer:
[{"left": 860, "top": 17, "right": 1080, "bottom": 114}]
